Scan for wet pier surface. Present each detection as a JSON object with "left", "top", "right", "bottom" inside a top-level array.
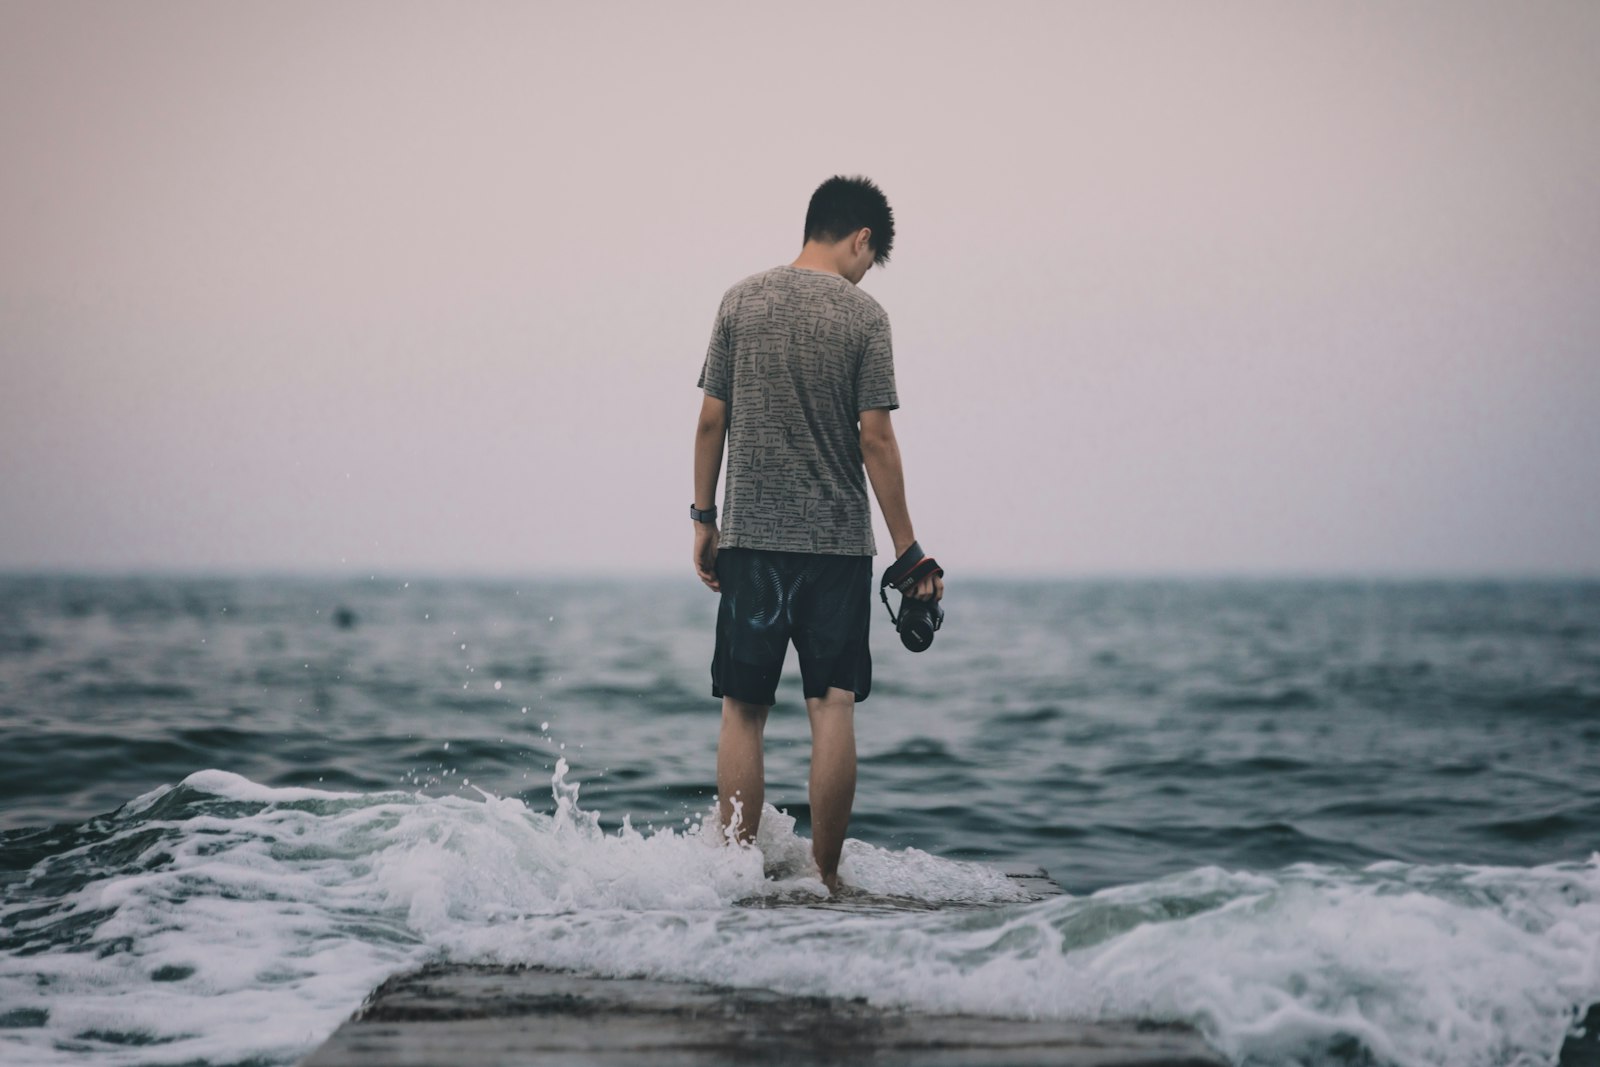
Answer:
[
  {"left": 299, "top": 963, "right": 1230, "bottom": 1067},
  {"left": 300, "top": 870, "right": 1229, "bottom": 1067}
]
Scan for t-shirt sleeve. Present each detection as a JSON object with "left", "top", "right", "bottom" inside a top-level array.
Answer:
[
  {"left": 855, "top": 316, "right": 899, "bottom": 412},
  {"left": 696, "top": 296, "right": 732, "bottom": 401}
]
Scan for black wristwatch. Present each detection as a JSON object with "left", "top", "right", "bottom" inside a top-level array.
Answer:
[{"left": 689, "top": 503, "right": 717, "bottom": 523}]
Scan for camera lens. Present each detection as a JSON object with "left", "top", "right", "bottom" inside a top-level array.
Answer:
[{"left": 897, "top": 599, "right": 942, "bottom": 652}]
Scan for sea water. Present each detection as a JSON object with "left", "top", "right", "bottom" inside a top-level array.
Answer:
[{"left": 1, "top": 575, "right": 1597, "bottom": 1066}]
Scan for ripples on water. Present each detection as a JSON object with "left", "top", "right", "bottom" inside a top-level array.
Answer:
[{"left": 1, "top": 575, "right": 1598, "bottom": 1066}]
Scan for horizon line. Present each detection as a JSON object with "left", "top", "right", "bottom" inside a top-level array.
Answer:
[{"left": 2, "top": 565, "right": 1597, "bottom": 583}]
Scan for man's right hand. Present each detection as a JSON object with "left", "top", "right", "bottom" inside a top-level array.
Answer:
[
  {"left": 911, "top": 570, "right": 944, "bottom": 602},
  {"left": 891, "top": 537, "right": 943, "bottom": 603},
  {"left": 693, "top": 523, "right": 721, "bottom": 592}
]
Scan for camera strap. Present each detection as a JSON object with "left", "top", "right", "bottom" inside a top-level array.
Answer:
[{"left": 879, "top": 541, "right": 944, "bottom": 623}]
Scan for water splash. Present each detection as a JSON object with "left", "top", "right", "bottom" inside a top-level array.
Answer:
[{"left": 2, "top": 767, "right": 1597, "bottom": 1067}]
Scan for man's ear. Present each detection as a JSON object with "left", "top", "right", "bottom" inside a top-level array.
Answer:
[{"left": 855, "top": 227, "right": 872, "bottom": 255}]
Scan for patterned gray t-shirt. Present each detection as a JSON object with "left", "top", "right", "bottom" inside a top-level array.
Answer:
[{"left": 697, "top": 264, "right": 898, "bottom": 556}]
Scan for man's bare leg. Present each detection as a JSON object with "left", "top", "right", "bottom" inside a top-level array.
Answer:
[
  {"left": 806, "top": 687, "right": 857, "bottom": 893},
  {"left": 717, "top": 696, "right": 769, "bottom": 844}
]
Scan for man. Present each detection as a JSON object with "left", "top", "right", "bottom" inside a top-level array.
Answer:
[{"left": 691, "top": 174, "right": 943, "bottom": 894}]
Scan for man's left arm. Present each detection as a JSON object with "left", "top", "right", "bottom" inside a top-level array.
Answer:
[{"left": 692, "top": 393, "right": 727, "bottom": 591}]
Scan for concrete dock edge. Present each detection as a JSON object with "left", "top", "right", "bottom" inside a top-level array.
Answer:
[{"left": 299, "top": 963, "right": 1230, "bottom": 1067}]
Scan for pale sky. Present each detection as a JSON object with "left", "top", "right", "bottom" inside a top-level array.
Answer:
[{"left": 2, "top": 1, "right": 1597, "bottom": 576}]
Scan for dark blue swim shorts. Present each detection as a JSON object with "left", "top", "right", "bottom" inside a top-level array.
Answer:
[{"left": 711, "top": 547, "right": 873, "bottom": 706}]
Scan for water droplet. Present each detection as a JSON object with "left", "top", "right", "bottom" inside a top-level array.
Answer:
[{"left": 494, "top": 681, "right": 502, "bottom": 690}]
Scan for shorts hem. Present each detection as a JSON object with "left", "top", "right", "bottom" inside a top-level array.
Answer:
[
  {"left": 801, "top": 683, "right": 869, "bottom": 703},
  {"left": 711, "top": 683, "right": 778, "bottom": 707}
]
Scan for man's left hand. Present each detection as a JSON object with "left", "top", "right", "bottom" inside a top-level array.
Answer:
[{"left": 693, "top": 523, "right": 721, "bottom": 592}]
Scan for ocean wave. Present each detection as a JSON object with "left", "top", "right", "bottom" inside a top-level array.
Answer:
[{"left": 2, "top": 769, "right": 1597, "bottom": 1067}]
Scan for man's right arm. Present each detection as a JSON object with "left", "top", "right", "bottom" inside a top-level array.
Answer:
[{"left": 860, "top": 408, "right": 943, "bottom": 601}]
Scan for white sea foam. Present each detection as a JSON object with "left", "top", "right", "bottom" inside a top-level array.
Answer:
[
  {"left": 178, "top": 768, "right": 367, "bottom": 803},
  {"left": 2, "top": 767, "right": 1597, "bottom": 1067}
]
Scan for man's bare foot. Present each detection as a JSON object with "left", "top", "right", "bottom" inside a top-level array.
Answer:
[{"left": 821, "top": 871, "right": 840, "bottom": 895}]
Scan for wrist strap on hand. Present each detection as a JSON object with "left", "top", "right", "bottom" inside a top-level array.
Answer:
[
  {"left": 880, "top": 541, "right": 943, "bottom": 595},
  {"left": 689, "top": 503, "right": 717, "bottom": 523},
  {"left": 879, "top": 541, "right": 944, "bottom": 624}
]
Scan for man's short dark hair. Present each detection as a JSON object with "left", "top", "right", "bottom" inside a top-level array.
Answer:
[{"left": 804, "top": 175, "right": 895, "bottom": 267}]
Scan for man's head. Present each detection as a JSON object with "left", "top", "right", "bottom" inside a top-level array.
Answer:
[{"left": 802, "top": 175, "right": 895, "bottom": 284}]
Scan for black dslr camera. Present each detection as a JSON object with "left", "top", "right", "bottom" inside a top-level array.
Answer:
[{"left": 880, "top": 541, "right": 945, "bottom": 652}]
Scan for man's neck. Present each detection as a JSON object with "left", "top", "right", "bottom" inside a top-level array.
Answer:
[
  {"left": 788, "top": 255, "right": 842, "bottom": 276},
  {"left": 790, "top": 240, "right": 847, "bottom": 277}
]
